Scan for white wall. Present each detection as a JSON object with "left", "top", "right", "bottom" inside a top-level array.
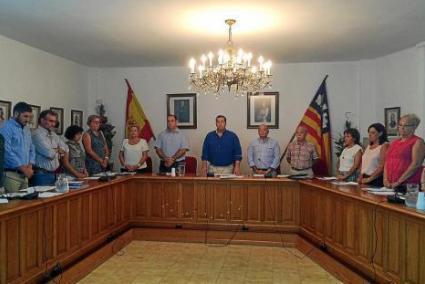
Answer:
[
  {"left": 0, "top": 34, "right": 89, "bottom": 130},
  {"left": 87, "top": 62, "right": 359, "bottom": 173},
  {"left": 358, "top": 46, "right": 425, "bottom": 138}
]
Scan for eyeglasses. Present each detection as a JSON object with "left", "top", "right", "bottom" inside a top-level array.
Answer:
[{"left": 398, "top": 124, "right": 415, "bottom": 128}]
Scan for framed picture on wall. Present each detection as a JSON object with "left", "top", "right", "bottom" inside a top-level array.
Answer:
[
  {"left": 29, "top": 104, "right": 41, "bottom": 129},
  {"left": 71, "top": 109, "right": 83, "bottom": 128},
  {"left": 166, "top": 93, "right": 197, "bottom": 129},
  {"left": 247, "top": 92, "right": 279, "bottom": 129},
  {"left": 0, "top": 100, "right": 12, "bottom": 123},
  {"left": 50, "top": 107, "right": 64, "bottom": 135},
  {"left": 384, "top": 107, "right": 400, "bottom": 136}
]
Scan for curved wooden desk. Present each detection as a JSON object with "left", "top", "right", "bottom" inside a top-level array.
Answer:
[{"left": 0, "top": 175, "right": 423, "bottom": 283}]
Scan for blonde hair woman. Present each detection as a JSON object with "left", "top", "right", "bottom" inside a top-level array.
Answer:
[{"left": 119, "top": 125, "right": 149, "bottom": 173}]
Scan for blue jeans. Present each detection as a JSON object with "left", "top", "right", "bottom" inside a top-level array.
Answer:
[{"left": 31, "top": 172, "right": 56, "bottom": 186}]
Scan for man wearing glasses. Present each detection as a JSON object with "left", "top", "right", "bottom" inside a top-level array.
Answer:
[{"left": 31, "top": 110, "right": 68, "bottom": 186}]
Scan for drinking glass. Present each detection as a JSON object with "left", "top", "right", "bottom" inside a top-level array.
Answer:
[
  {"left": 405, "top": 183, "right": 419, "bottom": 208},
  {"left": 177, "top": 164, "right": 186, "bottom": 177}
]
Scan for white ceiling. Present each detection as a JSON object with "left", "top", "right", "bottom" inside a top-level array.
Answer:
[{"left": 0, "top": 0, "right": 425, "bottom": 67}]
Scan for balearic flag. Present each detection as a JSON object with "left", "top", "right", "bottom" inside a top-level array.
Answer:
[
  {"left": 284, "top": 75, "right": 332, "bottom": 175},
  {"left": 125, "top": 79, "right": 155, "bottom": 142}
]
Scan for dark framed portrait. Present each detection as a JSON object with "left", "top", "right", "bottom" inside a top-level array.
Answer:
[
  {"left": 247, "top": 92, "right": 279, "bottom": 129},
  {"left": 71, "top": 109, "right": 83, "bottom": 128},
  {"left": 50, "top": 107, "right": 64, "bottom": 135},
  {"left": 384, "top": 107, "right": 400, "bottom": 136},
  {"left": 29, "top": 104, "right": 41, "bottom": 129},
  {"left": 167, "top": 93, "right": 197, "bottom": 129},
  {"left": 0, "top": 100, "right": 12, "bottom": 123}
]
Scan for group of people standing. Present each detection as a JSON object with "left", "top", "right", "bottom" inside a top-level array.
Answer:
[
  {"left": 337, "top": 113, "right": 425, "bottom": 189},
  {"left": 1, "top": 101, "right": 424, "bottom": 194}
]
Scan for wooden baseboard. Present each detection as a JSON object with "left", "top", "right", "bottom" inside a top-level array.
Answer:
[{"left": 49, "top": 229, "right": 133, "bottom": 283}]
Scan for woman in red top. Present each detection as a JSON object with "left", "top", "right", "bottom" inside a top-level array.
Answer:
[{"left": 384, "top": 114, "right": 425, "bottom": 188}]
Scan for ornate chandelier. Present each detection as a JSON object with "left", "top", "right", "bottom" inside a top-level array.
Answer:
[{"left": 188, "top": 19, "right": 272, "bottom": 97}]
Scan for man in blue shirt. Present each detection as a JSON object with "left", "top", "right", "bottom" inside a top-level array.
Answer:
[
  {"left": 201, "top": 115, "right": 242, "bottom": 176},
  {"left": 247, "top": 124, "right": 281, "bottom": 177},
  {"left": 155, "top": 114, "right": 189, "bottom": 173},
  {"left": 0, "top": 102, "right": 35, "bottom": 192}
]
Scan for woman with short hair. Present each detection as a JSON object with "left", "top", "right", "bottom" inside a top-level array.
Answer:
[
  {"left": 384, "top": 114, "right": 425, "bottom": 188},
  {"left": 82, "top": 115, "right": 109, "bottom": 175},
  {"left": 63, "top": 125, "right": 88, "bottom": 178},
  {"left": 337, "top": 128, "right": 363, "bottom": 182},
  {"left": 119, "top": 125, "right": 149, "bottom": 173},
  {"left": 358, "top": 123, "right": 389, "bottom": 186}
]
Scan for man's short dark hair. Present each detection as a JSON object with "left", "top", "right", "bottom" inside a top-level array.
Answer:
[
  {"left": 38, "top": 110, "right": 58, "bottom": 124},
  {"left": 168, "top": 114, "right": 178, "bottom": 121},
  {"left": 216, "top": 115, "right": 227, "bottom": 123},
  {"left": 64, "top": 125, "right": 84, "bottom": 140},
  {"left": 13, "top": 102, "right": 32, "bottom": 115}
]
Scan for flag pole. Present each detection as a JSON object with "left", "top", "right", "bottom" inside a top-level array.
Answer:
[{"left": 279, "top": 74, "right": 329, "bottom": 163}]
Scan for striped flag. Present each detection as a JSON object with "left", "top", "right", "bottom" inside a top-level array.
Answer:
[
  {"left": 125, "top": 79, "right": 155, "bottom": 142},
  {"left": 284, "top": 76, "right": 332, "bottom": 175}
]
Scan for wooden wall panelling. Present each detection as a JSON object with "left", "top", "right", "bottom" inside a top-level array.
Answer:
[
  {"left": 281, "top": 184, "right": 299, "bottom": 225},
  {"left": 106, "top": 187, "right": 115, "bottom": 228},
  {"left": 148, "top": 181, "right": 164, "bottom": 219},
  {"left": 384, "top": 215, "right": 403, "bottom": 282},
  {"left": 69, "top": 197, "right": 81, "bottom": 251},
  {"left": 0, "top": 220, "right": 5, "bottom": 284},
  {"left": 91, "top": 191, "right": 99, "bottom": 236},
  {"left": 81, "top": 194, "right": 90, "bottom": 243},
  {"left": 342, "top": 200, "right": 355, "bottom": 254},
  {"left": 264, "top": 184, "right": 279, "bottom": 223},
  {"left": 229, "top": 184, "right": 245, "bottom": 222},
  {"left": 403, "top": 218, "right": 425, "bottom": 284},
  {"left": 163, "top": 182, "right": 179, "bottom": 219},
  {"left": 180, "top": 182, "right": 195, "bottom": 220},
  {"left": 212, "top": 183, "right": 228, "bottom": 222},
  {"left": 133, "top": 181, "right": 148, "bottom": 218},
  {"left": 354, "top": 204, "right": 373, "bottom": 265},
  {"left": 114, "top": 184, "right": 122, "bottom": 224},
  {"left": 55, "top": 201, "right": 68, "bottom": 257},
  {"left": 246, "top": 184, "right": 262, "bottom": 223},
  {"left": 195, "top": 183, "right": 211, "bottom": 221},
  {"left": 6, "top": 217, "right": 20, "bottom": 282}
]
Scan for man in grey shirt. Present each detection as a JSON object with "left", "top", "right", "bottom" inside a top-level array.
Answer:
[
  {"left": 32, "top": 110, "right": 68, "bottom": 185},
  {"left": 155, "top": 114, "right": 189, "bottom": 173}
]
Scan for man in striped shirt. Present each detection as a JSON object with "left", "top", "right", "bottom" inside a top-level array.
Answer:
[{"left": 286, "top": 126, "right": 318, "bottom": 178}]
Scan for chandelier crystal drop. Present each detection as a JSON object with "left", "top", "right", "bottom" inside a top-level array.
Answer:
[{"left": 188, "top": 19, "right": 272, "bottom": 97}]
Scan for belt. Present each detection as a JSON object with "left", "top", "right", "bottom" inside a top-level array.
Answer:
[
  {"left": 291, "top": 167, "right": 312, "bottom": 171},
  {"left": 34, "top": 167, "right": 56, "bottom": 174},
  {"left": 4, "top": 168, "right": 24, "bottom": 174}
]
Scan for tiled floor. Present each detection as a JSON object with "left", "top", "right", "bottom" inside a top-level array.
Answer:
[{"left": 78, "top": 241, "right": 341, "bottom": 284}]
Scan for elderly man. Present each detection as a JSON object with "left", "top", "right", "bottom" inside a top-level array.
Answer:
[
  {"left": 0, "top": 102, "right": 35, "bottom": 192},
  {"left": 201, "top": 115, "right": 242, "bottom": 176},
  {"left": 286, "top": 126, "right": 318, "bottom": 178},
  {"left": 247, "top": 124, "right": 280, "bottom": 177},
  {"left": 32, "top": 110, "right": 68, "bottom": 186},
  {"left": 155, "top": 114, "right": 189, "bottom": 173}
]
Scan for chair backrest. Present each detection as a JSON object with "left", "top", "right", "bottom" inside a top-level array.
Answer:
[
  {"left": 185, "top": 156, "right": 197, "bottom": 175},
  {"left": 145, "top": 156, "right": 153, "bottom": 173}
]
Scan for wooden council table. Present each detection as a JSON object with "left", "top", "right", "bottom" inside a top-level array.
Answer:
[{"left": 0, "top": 175, "right": 423, "bottom": 283}]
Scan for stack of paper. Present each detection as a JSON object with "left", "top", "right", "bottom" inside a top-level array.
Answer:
[
  {"left": 38, "top": 192, "right": 64, "bottom": 198},
  {"left": 364, "top": 187, "right": 395, "bottom": 196},
  {"left": 331, "top": 181, "right": 358, "bottom": 185}
]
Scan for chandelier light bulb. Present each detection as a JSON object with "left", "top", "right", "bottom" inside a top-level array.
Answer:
[
  {"left": 189, "top": 58, "right": 196, "bottom": 74},
  {"left": 208, "top": 52, "right": 214, "bottom": 66}
]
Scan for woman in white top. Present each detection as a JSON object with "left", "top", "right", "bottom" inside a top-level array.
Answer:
[
  {"left": 119, "top": 125, "right": 149, "bottom": 173},
  {"left": 337, "top": 128, "right": 362, "bottom": 182},
  {"left": 358, "top": 123, "right": 389, "bottom": 186}
]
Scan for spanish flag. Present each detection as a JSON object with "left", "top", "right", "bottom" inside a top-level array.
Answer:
[
  {"left": 125, "top": 79, "right": 155, "bottom": 142},
  {"left": 284, "top": 75, "right": 332, "bottom": 175}
]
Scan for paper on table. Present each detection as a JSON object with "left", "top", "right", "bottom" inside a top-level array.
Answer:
[
  {"left": 38, "top": 192, "right": 64, "bottom": 198},
  {"left": 317, "top": 177, "right": 338, "bottom": 181},
  {"left": 0, "top": 199, "right": 8, "bottom": 204},
  {"left": 277, "top": 174, "right": 290, "bottom": 178},
  {"left": 84, "top": 177, "right": 100, "bottom": 180},
  {"left": 20, "top": 186, "right": 56, "bottom": 192},
  {"left": 369, "top": 191, "right": 396, "bottom": 196},
  {"left": 219, "top": 174, "right": 243, "bottom": 179},
  {"left": 331, "top": 181, "right": 358, "bottom": 185},
  {"left": 253, "top": 174, "right": 265, "bottom": 177},
  {"left": 365, "top": 187, "right": 394, "bottom": 192}
]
